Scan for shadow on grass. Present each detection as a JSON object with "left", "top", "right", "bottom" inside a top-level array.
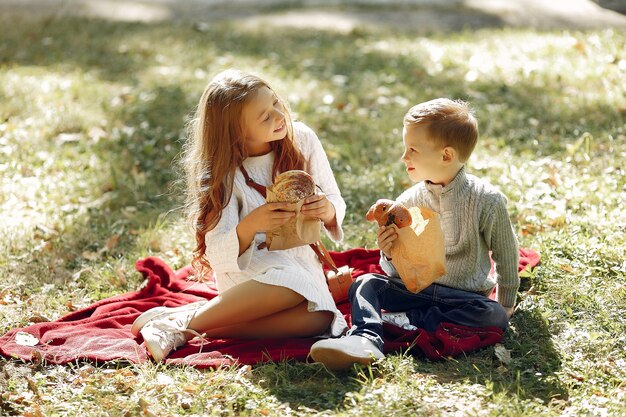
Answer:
[
  {"left": 251, "top": 361, "right": 362, "bottom": 413},
  {"left": 249, "top": 304, "right": 565, "bottom": 414},
  {"left": 44, "top": 82, "right": 192, "bottom": 272},
  {"left": 408, "top": 306, "right": 567, "bottom": 406},
  {"left": 1, "top": 15, "right": 622, "bottom": 285}
]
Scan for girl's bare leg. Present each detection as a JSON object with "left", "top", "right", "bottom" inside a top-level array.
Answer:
[
  {"left": 187, "top": 279, "right": 312, "bottom": 334},
  {"left": 201, "top": 301, "right": 334, "bottom": 339}
]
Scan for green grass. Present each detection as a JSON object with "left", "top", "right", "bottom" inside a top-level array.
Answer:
[{"left": 1, "top": 12, "right": 626, "bottom": 417}]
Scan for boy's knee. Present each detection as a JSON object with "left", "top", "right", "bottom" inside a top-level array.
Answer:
[
  {"left": 348, "top": 274, "right": 387, "bottom": 300},
  {"left": 348, "top": 278, "right": 363, "bottom": 300},
  {"left": 486, "top": 303, "right": 510, "bottom": 329}
]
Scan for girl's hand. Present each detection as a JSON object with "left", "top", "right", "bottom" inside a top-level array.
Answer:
[
  {"left": 301, "top": 193, "right": 336, "bottom": 227},
  {"left": 503, "top": 305, "right": 515, "bottom": 319},
  {"left": 377, "top": 225, "right": 398, "bottom": 259},
  {"left": 236, "top": 202, "right": 295, "bottom": 255},
  {"left": 243, "top": 202, "right": 296, "bottom": 233}
]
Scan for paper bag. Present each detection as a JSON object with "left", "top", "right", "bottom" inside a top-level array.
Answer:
[
  {"left": 389, "top": 206, "right": 446, "bottom": 293},
  {"left": 265, "top": 189, "right": 321, "bottom": 251}
]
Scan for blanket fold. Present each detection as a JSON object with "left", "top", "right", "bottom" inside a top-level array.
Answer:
[{"left": 0, "top": 248, "right": 539, "bottom": 367}]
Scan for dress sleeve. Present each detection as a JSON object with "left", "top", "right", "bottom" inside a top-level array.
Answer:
[
  {"left": 298, "top": 123, "right": 346, "bottom": 242},
  {"left": 481, "top": 193, "right": 520, "bottom": 307},
  {"left": 204, "top": 185, "right": 255, "bottom": 274}
]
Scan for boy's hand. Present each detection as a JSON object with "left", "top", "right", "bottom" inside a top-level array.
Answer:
[
  {"left": 503, "top": 305, "right": 515, "bottom": 319},
  {"left": 301, "top": 193, "right": 336, "bottom": 227},
  {"left": 377, "top": 225, "right": 398, "bottom": 259}
]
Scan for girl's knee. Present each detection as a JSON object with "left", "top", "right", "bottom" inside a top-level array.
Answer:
[{"left": 299, "top": 311, "right": 334, "bottom": 337}]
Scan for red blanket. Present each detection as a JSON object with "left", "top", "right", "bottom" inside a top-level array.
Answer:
[{"left": 0, "top": 248, "right": 539, "bottom": 367}]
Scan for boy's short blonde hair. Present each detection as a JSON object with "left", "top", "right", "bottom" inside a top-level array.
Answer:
[{"left": 404, "top": 98, "right": 478, "bottom": 162}]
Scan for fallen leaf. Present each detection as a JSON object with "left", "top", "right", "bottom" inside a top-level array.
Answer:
[
  {"left": 26, "top": 376, "right": 39, "bottom": 395},
  {"left": 30, "top": 350, "right": 43, "bottom": 368},
  {"left": 574, "top": 40, "right": 586, "bottom": 53},
  {"left": 568, "top": 372, "right": 585, "bottom": 382},
  {"left": 105, "top": 234, "right": 120, "bottom": 251},
  {"left": 148, "top": 239, "right": 161, "bottom": 252},
  {"left": 183, "top": 384, "right": 199, "bottom": 394},
  {"left": 181, "top": 398, "right": 193, "bottom": 410},
  {"left": 15, "top": 332, "right": 39, "bottom": 347},
  {"left": 28, "top": 314, "right": 50, "bottom": 323},
  {"left": 82, "top": 251, "right": 99, "bottom": 261},
  {"left": 114, "top": 268, "right": 127, "bottom": 285},
  {"left": 494, "top": 343, "right": 512, "bottom": 365},
  {"left": 548, "top": 214, "right": 567, "bottom": 228}
]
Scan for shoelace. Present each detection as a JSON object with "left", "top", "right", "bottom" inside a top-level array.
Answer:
[{"left": 144, "top": 317, "right": 208, "bottom": 354}]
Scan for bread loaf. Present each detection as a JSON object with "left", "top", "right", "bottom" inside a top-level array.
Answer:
[
  {"left": 366, "top": 199, "right": 412, "bottom": 228},
  {"left": 265, "top": 170, "right": 320, "bottom": 250},
  {"left": 268, "top": 170, "right": 316, "bottom": 203}
]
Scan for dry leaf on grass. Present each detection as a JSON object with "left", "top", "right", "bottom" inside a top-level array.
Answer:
[{"left": 494, "top": 343, "right": 512, "bottom": 365}]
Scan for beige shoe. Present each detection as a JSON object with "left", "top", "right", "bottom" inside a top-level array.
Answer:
[
  {"left": 131, "top": 301, "right": 208, "bottom": 336},
  {"left": 310, "top": 335, "right": 384, "bottom": 370},
  {"left": 131, "top": 301, "right": 208, "bottom": 362}
]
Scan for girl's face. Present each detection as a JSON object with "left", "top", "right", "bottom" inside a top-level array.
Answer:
[{"left": 241, "top": 86, "right": 287, "bottom": 156}]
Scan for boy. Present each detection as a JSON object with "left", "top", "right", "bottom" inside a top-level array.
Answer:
[{"left": 310, "top": 98, "right": 519, "bottom": 370}]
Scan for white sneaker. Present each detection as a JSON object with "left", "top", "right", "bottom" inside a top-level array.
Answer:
[
  {"left": 310, "top": 335, "right": 384, "bottom": 370},
  {"left": 131, "top": 301, "right": 208, "bottom": 362},
  {"left": 131, "top": 301, "right": 208, "bottom": 336}
]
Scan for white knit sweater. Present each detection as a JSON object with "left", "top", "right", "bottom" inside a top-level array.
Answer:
[
  {"left": 204, "top": 122, "right": 348, "bottom": 336},
  {"left": 380, "top": 166, "right": 520, "bottom": 307}
]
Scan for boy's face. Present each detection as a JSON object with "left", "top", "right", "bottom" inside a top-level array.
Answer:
[{"left": 401, "top": 124, "right": 445, "bottom": 184}]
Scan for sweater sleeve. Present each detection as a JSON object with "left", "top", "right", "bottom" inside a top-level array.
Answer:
[
  {"left": 204, "top": 186, "right": 255, "bottom": 274},
  {"left": 481, "top": 194, "right": 520, "bottom": 307},
  {"left": 298, "top": 122, "right": 346, "bottom": 242},
  {"left": 379, "top": 252, "right": 400, "bottom": 277}
]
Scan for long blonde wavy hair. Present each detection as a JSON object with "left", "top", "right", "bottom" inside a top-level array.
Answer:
[{"left": 182, "top": 69, "right": 305, "bottom": 275}]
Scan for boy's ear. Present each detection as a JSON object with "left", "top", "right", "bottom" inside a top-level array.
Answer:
[{"left": 441, "top": 146, "right": 456, "bottom": 165}]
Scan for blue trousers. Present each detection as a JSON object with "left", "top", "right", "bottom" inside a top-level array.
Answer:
[{"left": 348, "top": 273, "right": 510, "bottom": 351}]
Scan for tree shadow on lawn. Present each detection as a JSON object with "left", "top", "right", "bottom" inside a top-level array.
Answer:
[
  {"left": 2, "top": 15, "right": 621, "bottom": 308},
  {"left": 411, "top": 306, "right": 567, "bottom": 406},
  {"left": 249, "top": 306, "right": 566, "bottom": 414},
  {"left": 0, "top": 80, "right": 194, "bottom": 296},
  {"left": 3, "top": 16, "right": 620, "bottom": 162},
  {"left": 52, "top": 82, "right": 192, "bottom": 263}
]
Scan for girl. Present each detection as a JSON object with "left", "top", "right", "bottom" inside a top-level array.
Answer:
[{"left": 131, "top": 69, "right": 348, "bottom": 362}]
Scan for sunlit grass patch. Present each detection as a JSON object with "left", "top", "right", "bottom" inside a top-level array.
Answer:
[{"left": 1, "top": 11, "right": 625, "bottom": 417}]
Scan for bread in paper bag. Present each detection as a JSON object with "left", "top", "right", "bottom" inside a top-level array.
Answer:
[
  {"left": 265, "top": 170, "right": 321, "bottom": 250},
  {"left": 367, "top": 199, "right": 446, "bottom": 293}
]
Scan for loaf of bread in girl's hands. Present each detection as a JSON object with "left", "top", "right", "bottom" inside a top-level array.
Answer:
[
  {"left": 366, "top": 199, "right": 412, "bottom": 228},
  {"left": 265, "top": 170, "right": 319, "bottom": 250},
  {"left": 267, "top": 170, "right": 316, "bottom": 203}
]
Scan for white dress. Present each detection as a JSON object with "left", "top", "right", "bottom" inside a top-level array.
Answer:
[{"left": 204, "top": 122, "right": 348, "bottom": 336}]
